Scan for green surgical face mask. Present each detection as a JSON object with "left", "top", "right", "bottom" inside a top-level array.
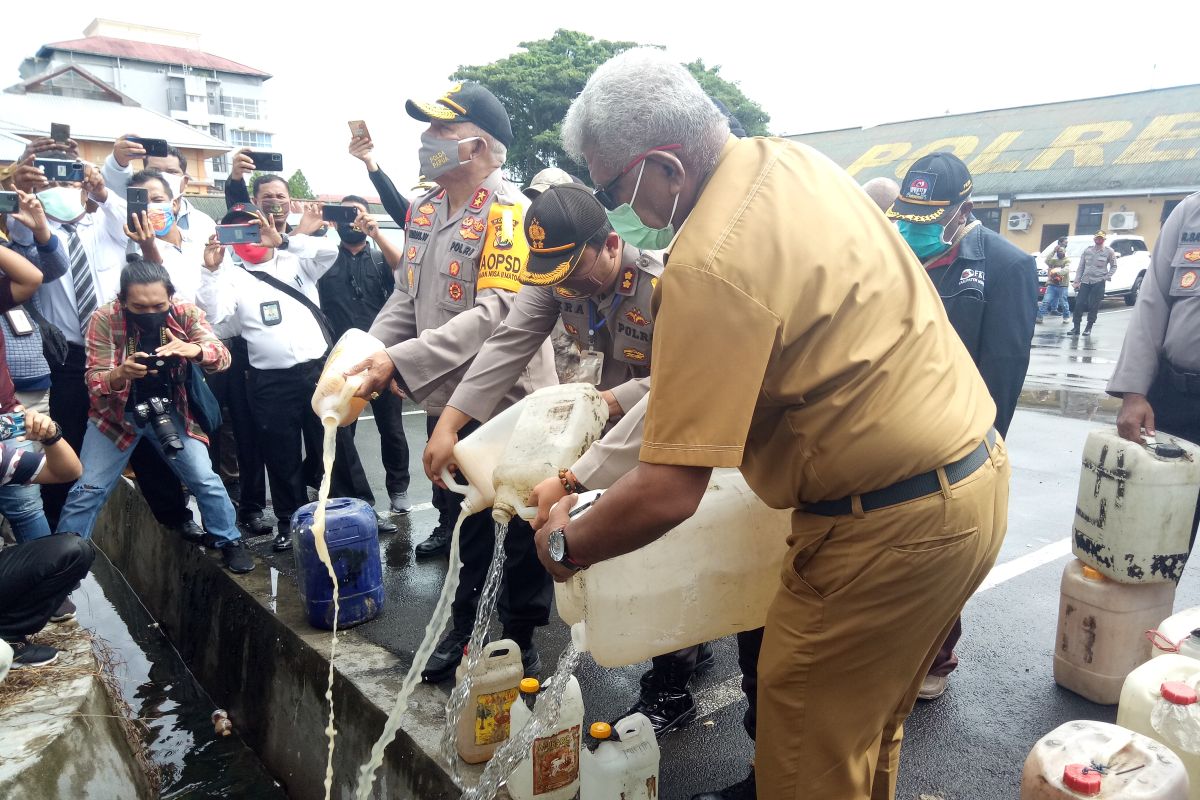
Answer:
[
  {"left": 897, "top": 220, "right": 949, "bottom": 261},
  {"left": 605, "top": 161, "right": 679, "bottom": 251}
]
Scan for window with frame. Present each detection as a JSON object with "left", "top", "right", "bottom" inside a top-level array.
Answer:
[
  {"left": 221, "top": 96, "right": 261, "bottom": 120},
  {"left": 230, "top": 130, "right": 272, "bottom": 148},
  {"left": 1075, "top": 203, "right": 1105, "bottom": 235},
  {"left": 973, "top": 208, "right": 1002, "bottom": 233},
  {"left": 1162, "top": 199, "right": 1182, "bottom": 223}
]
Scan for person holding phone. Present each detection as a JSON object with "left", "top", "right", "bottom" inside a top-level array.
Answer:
[
  {"left": 103, "top": 135, "right": 216, "bottom": 245},
  {"left": 347, "top": 128, "right": 410, "bottom": 228},
  {"left": 107, "top": 169, "right": 205, "bottom": 303}
]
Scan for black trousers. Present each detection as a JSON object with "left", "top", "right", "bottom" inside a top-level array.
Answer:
[
  {"left": 356, "top": 391, "right": 409, "bottom": 496},
  {"left": 249, "top": 359, "right": 374, "bottom": 531},
  {"left": 1073, "top": 281, "right": 1106, "bottom": 327},
  {"left": 44, "top": 344, "right": 191, "bottom": 530},
  {"left": 1148, "top": 365, "right": 1200, "bottom": 541},
  {"left": 0, "top": 534, "right": 95, "bottom": 642},
  {"left": 736, "top": 627, "right": 765, "bottom": 739},
  {"left": 206, "top": 337, "right": 268, "bottom": 516}
]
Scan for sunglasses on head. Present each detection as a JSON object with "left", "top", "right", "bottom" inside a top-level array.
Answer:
[{"left": 593, "top": 144, "right": 682, "bottom": 211}]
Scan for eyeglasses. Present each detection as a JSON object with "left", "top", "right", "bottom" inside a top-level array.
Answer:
[{"left": 593, "top": 144, "right": 682, "bottom": 211}]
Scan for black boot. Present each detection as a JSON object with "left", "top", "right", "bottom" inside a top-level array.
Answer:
[
  {"left": 422, "top": 626, "right": 472, "bottom": 682},
  {"left": 690, "top": 770, "right": 756, "bottom": 800},
  {"left": 272, "top": 523, "right": 292, "bottom": 552},
  {"left": 625, "top": 659, "right": 697, "bottom": 737},
  {"left": 1083, "top": 323, "right": 1093, "bottom": 336},
  {"left": 415, "top": 520, "right": 454, "bottom": 557},
  {"left": 1069, "top": 323, "right": 1081, "bottom": 335},
  {"left": 638, "top": 642, "right": 715, "bottom": 695}
]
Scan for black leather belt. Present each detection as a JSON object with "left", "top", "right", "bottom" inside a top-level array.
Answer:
[
  {"left": 1165, "top": 361, "right": 1200, "bottom": 398},
  {"left": 803, "top": 429, "right": 997, "bottom": 517}
]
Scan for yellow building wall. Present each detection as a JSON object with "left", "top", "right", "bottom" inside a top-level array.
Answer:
[{"left": 975, "top": 195, "right": 1187, "bottom": 252}]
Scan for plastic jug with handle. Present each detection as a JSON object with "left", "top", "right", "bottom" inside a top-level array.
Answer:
[
  {"left": 580, "top": 714, "right": 660, "bottom": 800},
  {"left": 1020, "top": 719, "right": 1188, "bottom": 799},
  {"left": 440, "top": 399, "right": 526, "bottom": 516},
  {"left": 554, "top": 471, "right": 792, "bottom": 667},
  {"left": 454, "top": 639, "right": 523, "bottom": 764},
  {"left": 1118, "top": 654, "right": 1200, "bottom": 798},
  {"left": 1153, "top": 608, "right": 1200, "bottom": 659},
  {"left": 506, "top": 675, "right": 584, "bottom": 800},
  {"left": 1054, "top": 558, "right": 1176, "bottom": 704},
  {"left": 1073, "top": 429, "right": 1200, "bottom": 584},
  {"left": 311, "top": 328, "right": 386, "bottom": 426}
]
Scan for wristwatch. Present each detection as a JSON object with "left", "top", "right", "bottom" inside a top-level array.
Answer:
[
  {"left": 278, "top": 233, "right": 290, "bottom": 251},
  {"left": 42, "top": 422, "right": 63, "bottom": 447},
  {"left": 547, "top": 526, "right": 587, "bottom": 572}
]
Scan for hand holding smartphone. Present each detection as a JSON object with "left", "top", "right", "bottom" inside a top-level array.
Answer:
[
  {"left": 322, "top": 205, "right": 359, "bottom": 224},
  {"left": 247, "top": 152, "right": 284, "bottom": 172},
  {"left": 128, "top": 137, "right": 170, "bottom": 158},
  {"left": 216, "top": 224, "right": 262, "bottom": 245},
  {"left": 348, "top": 120, "right": 370, "bottom": 139},
  {"left": 127, "top": 187, "right": 149, "bottom": 228}
]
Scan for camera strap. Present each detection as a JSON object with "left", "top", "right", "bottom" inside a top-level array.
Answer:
[{"left": 241, "top": 266, "right": 334, "bottom": 353}]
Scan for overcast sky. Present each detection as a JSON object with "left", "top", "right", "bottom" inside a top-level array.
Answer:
[{"left": 6, "top": 1, "right": 1198, "bottom": 197}]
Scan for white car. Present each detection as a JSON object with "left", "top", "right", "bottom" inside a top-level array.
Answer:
[{"left": 1035, "top": 235, "right": 1150, "bottom": 306}]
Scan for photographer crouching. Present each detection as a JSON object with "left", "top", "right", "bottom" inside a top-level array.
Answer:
[{"left": 55, "top": 258, "right": 253, "bottom": 573}]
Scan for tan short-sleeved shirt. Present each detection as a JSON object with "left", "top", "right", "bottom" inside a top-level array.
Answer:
[{"left": 640, "top": 137, "right": 996, "bottom": 508}]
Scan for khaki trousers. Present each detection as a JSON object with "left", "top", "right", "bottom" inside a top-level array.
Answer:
[{"left": 757, "top": 439, "right": 1010, "bottom": 800}]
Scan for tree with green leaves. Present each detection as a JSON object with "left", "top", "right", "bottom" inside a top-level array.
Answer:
[
  {"left": 288, "top": 169, "right": 314, "bottom": 199},
  {"left": 452, "top": 30, "right": 770, "bottom": 184}
]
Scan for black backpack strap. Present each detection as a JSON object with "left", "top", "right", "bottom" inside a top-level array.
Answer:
[{"left": 241, "top": 266, "right": 334, "bottom": 350}]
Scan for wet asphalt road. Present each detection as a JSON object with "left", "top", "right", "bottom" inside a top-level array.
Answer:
[{"left": 240, "top": 300, "right": 1194, "bottom": 800}]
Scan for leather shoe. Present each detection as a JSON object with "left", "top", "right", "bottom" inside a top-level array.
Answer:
[
  {"left": 422, "top": 628, "right": 472, "bottom": 682},
  {"left": 375, "top": 512, "right": 397, "bottom": 534},
  {"left": 239, "top": 512, "right": 272, "bottom": 536},
  {"left": 690, "top": 771, "right": 756, "bottom": 800},
  {"left": 272, "top": 528, "right": 293, "bottom": 552},
  {"left": 175, "top": 520, "right": 205, "bottom": 543},
  {"left": 415, "top": 523, "right": 453, "bottom": 558},
  {"left": 623, "top": 683, "right": 696, "bottom": 738}
]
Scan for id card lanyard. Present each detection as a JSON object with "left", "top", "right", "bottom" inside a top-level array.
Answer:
[{"left": 578, "top": 299, "right": 607, "bottom": 385}]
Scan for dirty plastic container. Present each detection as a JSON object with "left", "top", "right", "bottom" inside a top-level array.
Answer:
[
  {"left": 1020, "top": 719, "right": 1188, "bottom": 799},
  {"left": 1055, "top": 559, "right": 1176, "bottom": 704},
  {"left": 311, "top": 328, "right": 386, "bottom": 426},
  {"left": 489, "top": 383, "right": 607, "bottom": 523},
  {"left": 1154, "top": 609, "right": 1200, "bottom": 659},
  {"left": 291, "top": 498, "right": 384, "bottom": 630},
  {"left": 580, "top": 714, "right": 660, "bottom": 800},
  {"left": 454, "top": 639, "right": 523, "bottom": 764},
  {"left": 1119, "top": 654, "right": 1200, "bottom": 798},
  {"left": 507, "top": 675, "right": 584, "bottom": 800},
  {"left": 441, "top": 399, "right": 527, "bottom": 516},
  {"left": 1073, "top": 430, "right": 1200, "bottom": 584},
  {"left": 555, "top": 471, "right": 792, "bottom": 667}
]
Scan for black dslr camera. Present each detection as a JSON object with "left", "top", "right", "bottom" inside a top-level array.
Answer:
[{"left": 132, "top": 396, "right": 184, "bottom": 456}]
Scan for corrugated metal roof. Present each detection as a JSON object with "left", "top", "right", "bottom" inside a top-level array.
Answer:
[
  {"left": 39, "top": 36, "right": 270, "bottom": 79},
  {"left": 0, "top": 88, "right": 232, "bottom": 158},
  {"left": 787, "top": 84, "right": 1200, "bottom": 197}
]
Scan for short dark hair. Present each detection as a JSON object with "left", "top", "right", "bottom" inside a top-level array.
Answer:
[
  {"left": 118, "top": 257, "right": 176, "bottom": 302},
  {"left": 251, "top": 174, "right": 288, "bottom": 198},
  {"left": 164, "top": 146, "right": 187, "bottom": 173},
  {"left": 585, "top": 219, "right": 614, "bottom": 250},
  {"left": 341, "top": 194, "right": 370, "bottom": 210},
  {"left": 130, "top": 168, "right": 173, "bottom": 199}
]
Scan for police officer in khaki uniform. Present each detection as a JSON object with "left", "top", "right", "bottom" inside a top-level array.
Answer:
[
  {"left": 1071, "top": 230, "right": 1120, "bottom": 335},
  {"left": 347, "top": 83, "right": 557, "bottom": 680},
  {"left": 1109, "top": 192, "right": 1200, "bottom": 536},
  {"left": 425, "top": 185, "right": 712, "bottom": 735}
]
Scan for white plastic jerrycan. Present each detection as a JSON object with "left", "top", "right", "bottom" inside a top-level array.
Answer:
[
  {"left": 454, "top": 639, "right": 523, "bottom": 764},
  {"left": 1119, "top": 655, "right": 1200, "bottom": 798},
  {"left": 441, "top": 399, "right": 527, "bottom": 516},
  {"left": 506, "top": 675, "right": 584, "bottom": 800},
  {"left": 1153, "top": 608, "right": 1200, "bottom": 660},
  {"left": 1054, "top": 559, "right": 1176, "bottom": 704},
  {"left": 1020, "top": 719, "right": 1188, "bottom": 799},
  {"left": 1073, "top": 429, "right": 1200, "bottom": 584},
  {"left": 555, "top": 471, "right": 792, "bottom": 667},
  {"left": 490, "top": 383, "right": 606, "bottom": 523},
  {"left": 311, "top": 328, "right": 386, "bottom": 426},
  {"left": 580, "top": 714, "right": 660, "bottom": 800}
]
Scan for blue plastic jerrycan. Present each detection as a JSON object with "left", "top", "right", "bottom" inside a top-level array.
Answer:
[{"left": 291, "top": 498, "right": 384, "bottom": 630}]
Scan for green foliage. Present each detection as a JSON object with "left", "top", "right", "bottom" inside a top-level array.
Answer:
[
  {"left": 288, "top": 169, "right": 314, "bottom": 200},
  {"left": 452, "top": 30, "right": 771, "bottom": 184}
]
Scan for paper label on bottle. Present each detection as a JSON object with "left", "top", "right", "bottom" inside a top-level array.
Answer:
[
  {"left": 532, "top": 724, "right": 580, "bottom": 794},
  {"left": 474, "top": 687, "right": 519, "bottom": 746}
]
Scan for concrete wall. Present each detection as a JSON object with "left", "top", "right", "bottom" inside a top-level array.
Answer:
[
  {"left": 92, "top": 480, "right": 463, "bottom": 800},
  {"left": 975, "top": 194, "right": 1186, "bottom": 252}
]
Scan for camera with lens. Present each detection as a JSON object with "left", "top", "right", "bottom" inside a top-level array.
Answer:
[{"left": 132, "top": 396, "right": 184, "bottom": 456}]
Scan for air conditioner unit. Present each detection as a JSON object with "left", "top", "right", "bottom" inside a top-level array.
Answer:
[
  {"left": 1007, "top": 212, "right": 1033, "bottom": 231},
  {"left": 1109, "top": 211, "right": 1138, "bottom": 231}
]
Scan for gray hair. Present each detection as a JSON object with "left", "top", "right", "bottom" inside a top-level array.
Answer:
[
  {"left": 456, "top": 122, "right": 507, "bottom": 166},
  {"left": 562, "top": 48, "right": 729, "bottom": 178}
]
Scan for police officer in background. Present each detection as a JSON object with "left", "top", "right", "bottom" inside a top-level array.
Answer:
[
  {"left": 1072, "top": 230, "right": 1119, "bottom": 336},
  {"left": 1109, "top": 192, "right": 1200, "bottom": 536},
  {"left": 346, "top": 83, "right": 557, "bottom": 679}
]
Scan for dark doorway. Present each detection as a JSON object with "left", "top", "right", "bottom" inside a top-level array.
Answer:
[{"left": 1041, "top": 224, "right": 1070, "bottom": 250}]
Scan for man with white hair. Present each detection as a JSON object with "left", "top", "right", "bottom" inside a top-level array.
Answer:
[
  {"left": 862, "top": 176, "right": 901, "bottom": 212},
  {"left": 537, "top": 48, "right": 1010, "bottom": 800},
  {"left": 347, "top": 82, "right": 557, "bottom": 681}
]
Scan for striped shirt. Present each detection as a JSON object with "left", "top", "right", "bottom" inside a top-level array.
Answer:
[{"left": 0, "top": 440, "right": 44, "bottom": 485}]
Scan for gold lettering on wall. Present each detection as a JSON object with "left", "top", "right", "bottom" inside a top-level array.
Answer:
[
  {"left": 1027, "top": 121, "right": 1134, "bottom": 170},
  {"left": 1114, "top": 113, "right": 1200, "bottom": 165},
  {"left": 846, "top": 143, "right": 912, "bottom": 177},
  {"left": 969, "top": 132, "right": 1025, "bottom": 174}
]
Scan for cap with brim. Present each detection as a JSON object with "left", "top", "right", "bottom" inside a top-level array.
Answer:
[
  {"left": 406, "top": 82, "right": 513, "bottom": 148},
  {"left": 1095, "top": 231, "right": 1106, "bottom": 238},
  {"left": 522, "top": 185, "right": 609, "bottom": 287},
  {"left": 523, "top": 167, "right": 577, "bottom": 198},
  {"left": 220, "top": 202, "right": 261, "bottom": 225},
  {"left": 886, "top": 152, "right": 974, "bottom": 224}
]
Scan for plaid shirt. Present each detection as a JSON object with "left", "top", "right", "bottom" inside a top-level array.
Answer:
[{"left": 85, "top": 299, "right": 230, "bottom": 450}]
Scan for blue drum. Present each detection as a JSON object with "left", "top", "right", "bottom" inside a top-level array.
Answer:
[{"left": 292, "top": 498, "right": 384, "bottom": 630}]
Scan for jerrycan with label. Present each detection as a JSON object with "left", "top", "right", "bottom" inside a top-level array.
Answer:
[
  {"left": 506, "top": 675, "right": 584, "bottom": 800},
  {"left": 1054, "top": 559, "right": 1176, "bottom": 704},
  {"left": 580, "top": 714, "right": 660, "bottom": 800},
  {"left": 454, "top": 639, "right": 523, "bottom": 764},
  {"left": 311, "top": 328, "right": 386, "bottom": 426},
  {"left": 1020, "top": 719, "right": 1188, "bottom": 799},
  {"left": 555, "top": 471, "right": 792, "bottom": 667},
  {"left": 1073, "top": 429, "right": 1200, "bottom": 584}
]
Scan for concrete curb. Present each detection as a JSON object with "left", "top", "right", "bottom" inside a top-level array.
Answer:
[{"left": 93, "top": 479, "right": 476, "bottom": 800}]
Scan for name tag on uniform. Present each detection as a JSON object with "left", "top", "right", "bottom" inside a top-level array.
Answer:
[{"left": 260, "top": 301, "right": 282, "bottom": 326}]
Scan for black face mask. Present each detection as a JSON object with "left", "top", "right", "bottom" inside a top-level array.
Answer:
[
  {"left": 126, "top": 310, "right": 169, "bottom": 343},
  {"left": 337, "top": 223, "right": 367, "bottom": 245}
]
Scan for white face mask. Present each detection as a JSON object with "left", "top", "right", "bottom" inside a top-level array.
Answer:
[{"left": 160, "top": 172, "right": 184, "bottom": 199}]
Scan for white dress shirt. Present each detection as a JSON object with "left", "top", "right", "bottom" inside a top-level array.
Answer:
[
  {"left": 102, "top": 154, "right": 217, "bottom": 243},
  {"left": 196, "top": 235, "right": 338, "bottom": 370},
  {"left": 99, "top": 196, "right": 205, "bottom": 304}
]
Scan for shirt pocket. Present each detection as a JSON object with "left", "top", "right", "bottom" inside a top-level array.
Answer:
[
  {"left": 1169, "top": 244, "right": 1200, "bottom": 298},
  {"left": 436, "top": 256, "right": 477, "bottom": 313}
]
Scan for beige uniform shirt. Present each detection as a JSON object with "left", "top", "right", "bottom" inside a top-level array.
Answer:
[
  {"left": 1108, "top": 192, "right": 1200, "bottom": 394},
  {"left": 368, "top": 169, "right": 557, "bottom": 415},
  {"left": 640, "top": 137, "right": 995, "bottom": 508}
]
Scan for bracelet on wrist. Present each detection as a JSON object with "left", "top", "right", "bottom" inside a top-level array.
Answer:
[{"left": 558, "top": 468, "right": 584, "bottom": 494}]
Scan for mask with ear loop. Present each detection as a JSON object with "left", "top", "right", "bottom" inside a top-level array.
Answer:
[
  {"left": 897, "top": 201, "right": 968, "bottom": 261},
  {"left": 564, "top": 246, "right": 616, "bottom": 297}
]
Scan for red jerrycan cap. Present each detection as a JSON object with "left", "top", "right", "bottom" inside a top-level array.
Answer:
[
  {"left": 1161, "top": 681, "right": 1198, "bottom": 705},
  {"left": 1062, "top": 764, "right": 1101, "bottom": 795}
]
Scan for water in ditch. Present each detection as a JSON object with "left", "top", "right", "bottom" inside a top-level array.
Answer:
[{"left": 76, "top": 550, "right": 286, "bottom": 799}]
